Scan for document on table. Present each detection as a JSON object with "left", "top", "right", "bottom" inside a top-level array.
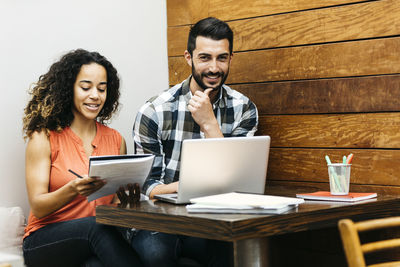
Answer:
[
  {"left": 87, "top": 154, "right": 154, "bottom": 202},
  {"left": 186, "top": 192, "right": 304, "bottom": 214},
  {"left": 186, "top": 203, "right": 298, "bottom": 214}
]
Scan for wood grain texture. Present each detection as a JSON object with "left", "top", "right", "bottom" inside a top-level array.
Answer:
[
  {"left": 209, "top": 0, "right": 367, "bottom": 22},
  {"left": 259, "top": 113, "right": 400, "bottom": 148},
  {"left": 266, "top": 180, "right": 400, "bottom": 196},
  {"left": 169, "top": 37, "right": 400, "bottom": 85},
  {"left": 167, "top": 0, "right": 400, "bottom": 56},
  {"left": 166, "top": 0, "right": 208, "bottom": 27},
  {"left": 232, "top": 75, "right": 400, "bottom": 115},
  {"left": 267, "top": 148, "right": 400, "bottom": 186},
  {"left": 165, "top": 0, "right": 400, "bottom": 263},
  {"left": 168, "top": 55, "right": 189, "bottom": 84},
  {"left": 166, "top": 0, "right": 367, "bottom": 26},
  {"left": 96, "top": 195, "right": 400, "bottom": 241},
  {"left": 167, "top": 26, "right": 189, "bottom": 57}
]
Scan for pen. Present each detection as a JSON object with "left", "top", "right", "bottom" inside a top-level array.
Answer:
[
  {"left": 325, "top": 155, "right": 332, "bottom": 165},
  {"left": 346, "top": 153, "right": 354, "bottom": 164},
  {"left": 342, "top": 156, "right": 347, "bottom": 164},
  {"left": 68, "top": 169, "right": 83, "bottom": 178}
]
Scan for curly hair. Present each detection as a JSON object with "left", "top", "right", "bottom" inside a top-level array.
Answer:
[{"left": 23, "top": 49, "right": 120, "bottom": 139}]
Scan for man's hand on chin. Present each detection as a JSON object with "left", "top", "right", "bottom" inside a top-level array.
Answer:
[{"left": 188, "top": 88, "right": 223, "bottom": 138}]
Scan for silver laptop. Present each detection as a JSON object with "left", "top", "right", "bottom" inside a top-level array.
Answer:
[{"left": 154, "top": 136, "right": 270, "bottom": 204}]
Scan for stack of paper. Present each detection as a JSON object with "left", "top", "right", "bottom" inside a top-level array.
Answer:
[
  {"left": 186, "top": 192, "right": 304, "bottom": 214},
  {"left": 87, "top": 154, "right": 154, "bottom": 201}
]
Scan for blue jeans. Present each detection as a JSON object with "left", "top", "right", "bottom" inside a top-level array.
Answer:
[
  {"left": 128, "top": 230, "right": 232, "bottom": 267},
  {"left": 23, "top": 217, "right": 143, "bottom": 267}
]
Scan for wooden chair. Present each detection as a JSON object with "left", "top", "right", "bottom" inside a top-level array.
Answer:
[{"left": 338, "top": 217, "right": 400, "bottom": 267}]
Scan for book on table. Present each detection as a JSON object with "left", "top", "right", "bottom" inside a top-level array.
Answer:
[
  {"left": 186, "top": 203, "right": 297, "bottom": 214},
  {"left": 87, "top": 154, "right": 154, "bottom": 201},
  {"left": 296, "top": 191, "right": 377, "bottom": 202},
  {"left": 186, "top": 192, "right": 304, "bottom": 214}
]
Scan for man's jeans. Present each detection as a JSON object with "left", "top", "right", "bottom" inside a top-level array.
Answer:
[
  {"left": 127, "top": 229, "right": 232, "bottom": 267},
  {"left": 23, "top": 217, "right": 143, "bottom": 267}
]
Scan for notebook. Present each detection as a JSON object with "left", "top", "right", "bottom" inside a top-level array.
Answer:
[{"left": 154, "top": 136, "right": 270, "bottom": 204}]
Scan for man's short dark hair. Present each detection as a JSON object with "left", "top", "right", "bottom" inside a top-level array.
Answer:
[{"left": 187, "top": 17, "right": 233, "bottom": 55}]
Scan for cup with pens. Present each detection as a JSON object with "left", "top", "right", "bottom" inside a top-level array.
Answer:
[{"left": 325, "top": 154, "right": 353, "bottom": 195}]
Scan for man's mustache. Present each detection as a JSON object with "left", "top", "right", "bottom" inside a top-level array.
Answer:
[{"left": 202, "top": 71, "right": 223, "bottom": 78}]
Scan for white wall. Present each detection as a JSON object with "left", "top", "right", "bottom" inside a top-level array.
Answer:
[{"left": 0, "top": 0, "right": 169, "bottom": 216}]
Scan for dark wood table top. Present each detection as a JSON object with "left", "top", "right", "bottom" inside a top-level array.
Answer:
[{"left": 96, "top": 189, "right": 400, "bottom": 242}]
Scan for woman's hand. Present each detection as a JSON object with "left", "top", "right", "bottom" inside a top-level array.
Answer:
[{"left": 70, "top": 175, "right": 106, "bottom": 197}]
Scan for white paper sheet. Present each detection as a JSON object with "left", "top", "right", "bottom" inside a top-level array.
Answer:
[{"left": 87, "top": 154, "right": 154, "bottom": 201}]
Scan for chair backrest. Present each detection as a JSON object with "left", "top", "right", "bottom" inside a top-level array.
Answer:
[{"left": 338, "top": 217, "right": 400, "bottom": 267}]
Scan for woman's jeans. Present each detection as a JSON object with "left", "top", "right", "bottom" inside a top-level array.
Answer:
[{"left": 23, "top": 217, "right": 142, "bottom": 267}]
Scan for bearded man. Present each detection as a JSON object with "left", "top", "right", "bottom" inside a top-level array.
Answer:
[{"left": 129, "top": 17, "right": 258, "bottom": 267}]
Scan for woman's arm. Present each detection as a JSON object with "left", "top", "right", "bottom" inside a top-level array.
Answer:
[
  {"left": 25, "top": 131, "right": 103, "bottom": 218},
  {"left": 120, "top": 136, "right": 127, "bottom": 155}
]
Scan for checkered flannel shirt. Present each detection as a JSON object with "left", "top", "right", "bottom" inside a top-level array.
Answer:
[{"left": 133, "top": 77, "right": 259, "bottom": 196}]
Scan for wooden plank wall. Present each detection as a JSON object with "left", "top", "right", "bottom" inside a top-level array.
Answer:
[
  {"left": 166, "top": 0, "right": 400, "bottom": 196},
  {"left": 166, "top": 1, "right": 400, "bottom": 266}
]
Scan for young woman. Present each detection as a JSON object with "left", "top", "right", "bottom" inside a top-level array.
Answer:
[{"left": 22, "top": 49, "right": 142, "bottom": 267}]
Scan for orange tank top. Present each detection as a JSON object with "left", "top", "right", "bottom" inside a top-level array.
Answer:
[{"left": 24, "top": 122, "right": 122, "bottom": 238}]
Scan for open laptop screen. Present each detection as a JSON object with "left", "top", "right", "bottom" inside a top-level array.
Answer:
[{"left": 155, "top": 136, "right": 270, "bottom": 204}]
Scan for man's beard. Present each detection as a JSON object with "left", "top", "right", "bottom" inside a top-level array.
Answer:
[{"left": 191, "top": 63, "right": 229, "bottom": 91}]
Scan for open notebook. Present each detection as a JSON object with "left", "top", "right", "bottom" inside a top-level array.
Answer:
[{"left": 155, "top": 136, "right": 270, "bottom": 204}]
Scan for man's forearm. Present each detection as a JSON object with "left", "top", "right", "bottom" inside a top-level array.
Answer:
[
  {"left": 149, "top": 182, "right": 179, "bottom": 199},
  {"left": 201, "top": 119, "right": 224, "bottom": 138}
]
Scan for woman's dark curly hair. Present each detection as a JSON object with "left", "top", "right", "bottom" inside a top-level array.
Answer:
[{"left": 23, "top": 49, "right": 120, "bottom": 139}]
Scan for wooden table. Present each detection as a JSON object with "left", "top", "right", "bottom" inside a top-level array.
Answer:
[{"left": 96, "top": 191, "right": 400, "bottom": 267}]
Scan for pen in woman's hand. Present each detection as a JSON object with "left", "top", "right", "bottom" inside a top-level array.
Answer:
[{"left": 68, "top": 169, "right": 83, "bottom": 178}]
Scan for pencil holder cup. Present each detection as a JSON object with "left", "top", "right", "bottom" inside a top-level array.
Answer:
[{"left": 327, "top": 163, "right": 351, "bottom": 195}]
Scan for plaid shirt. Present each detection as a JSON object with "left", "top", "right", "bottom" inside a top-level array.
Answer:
[{"left": 133, "top": 77, "right": 258, "bottom": 195}]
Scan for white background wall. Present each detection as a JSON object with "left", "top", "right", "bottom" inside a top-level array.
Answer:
[{"left": 0, "top": 0, "right": 169, "bottom": 216}]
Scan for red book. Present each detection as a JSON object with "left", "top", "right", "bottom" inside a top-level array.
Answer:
[{"left": 296, "top": 191, "right": 377, "bottom": 202}]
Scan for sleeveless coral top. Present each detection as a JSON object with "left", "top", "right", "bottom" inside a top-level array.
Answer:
[{"left": 24, "top": 122, "right": 122, "bottom": 238}]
